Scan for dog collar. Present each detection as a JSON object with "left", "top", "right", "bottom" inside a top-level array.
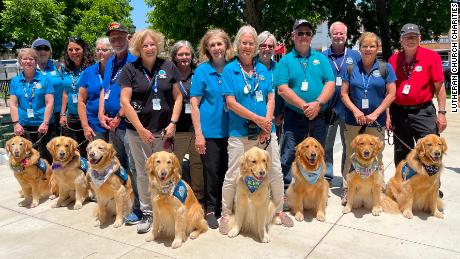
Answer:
[
  {"left": 297, "top": 162, "right": 322, "bottom": 185},
  {"left": 350, "top": 154, "right": 379, "bottom": 179},
  {"left": 89, "top": 161, "right": 117, "bottom": 188},
  {"left": 160, "top": 180, "right": 176, "bottom": 195},
  {"left": 51, "top": 162, "right": 62, "bottom": 170},
  {"left": 10, "top": 157, "right": 29, "bottom": 173},
  {"left": 244, "top": 176, "right": 263, "bottom": 193},
  {"left": 424, "top": 165, "right": 439, "bottom": 176}
]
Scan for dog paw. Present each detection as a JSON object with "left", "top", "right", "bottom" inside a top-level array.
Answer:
[
  {"left": 94, "top": 220, "right": 101, "bottom": 227},
  {"left": 294, "top": 212, "right": 304, "bottom": 222},
  {"left": 261, "top": 235, "right": 270, "bottom": 243},
  {"left": 30, "top": 201, "right": 39, "bottom": 208},
  {"left": 73, "top": 203, "right": 83, "bottom": 210},
  {"left": 189, "top": 231, "right": 200, "bottom": 240},
  {"left": 274, "top": 216, "right": 282, "bottom": 225},
  {"left": 18, "top": 200, "right": 30, "bottom": 207},
  {"left": 171, "top": 239, "right": 183, "bottom": 249},
  {"left": 145, "top": 234, "right": 156, "bottom": 242},
  {"left": 51, "top": 201, "right": 60, "bottom": 208},
  {"left": 316, "top": 214, "right": 326, "bottom": 222},
  {"left": 434, "top": 211, "right": 444, "bottom": 219},
  {"left": 372, "top": 207, "right": 381, "bottom": 216},
  {"left": 49, "top": 194, "right": 57, "bottom": 200},
  {"left": 403, "top": 210, "right": 413, "bottom": 219},
  {"left": 342, "top": 206, "right": 352, "bottom": 214},
  {"left": 227, "top": 228, "right": 239, "bottom": 238},
  {"left": 113, "top": 220, "right": 123, "bottom": 228}
]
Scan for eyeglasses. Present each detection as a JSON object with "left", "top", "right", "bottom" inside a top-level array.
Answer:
[
  {"left": 96, "top": 48, "right": 111, "bottom": 52},
  {"left": 21, "top": 57, "right": 35, "bottom": 62},
  {"left": 34, "top": 45, "right": 50, "bottom": 51},
  {"left": 259, "top": 44, "right": 274, "bottom": 50},
  {"left": 297, "top": 31, "right": 313, "bottom": 37}
]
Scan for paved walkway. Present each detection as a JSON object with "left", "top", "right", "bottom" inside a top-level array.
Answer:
[{"left": 0, "top": 104, "right": 459, "bottom": 258}]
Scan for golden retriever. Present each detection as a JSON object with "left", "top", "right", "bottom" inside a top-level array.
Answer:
[
  {"left": 287, "top": 137, "right": 328, "bottom": 222},
  {"left": 145, "top": 151, "right": 207, "bottom": 249},
  {"left": 47, "top": 136, "right": 90, "bottom": 210},
  {"left": 342, "top": 134, "right": 387, "bottom": 216},
  {"left": 386, "top": 134, "right": 446, "bottom": 219},
  {"left": 227, "top": 147, "right": 276, "bottom": 243},
  {"left": 6, "top": 136, "right": 52, "bottom": 207},
  {"left": 87, "top": 139, "right": 134, "bottom": 228}
]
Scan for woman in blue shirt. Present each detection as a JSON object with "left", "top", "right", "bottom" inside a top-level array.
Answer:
[
  {"left": 60, "top": 37, "right": 94, "bottom": 158},
  {"left": 340, "top": 32, "right": 396, "bottom": 203},
  {"left": 77, "top": 37, "right": 113, "bottom": 141},
  {"left": 9, "top": 48, "right": 54, "bottom": 163},
  {"left": 190, "top": 28, "right": 233, "bottom": 229}
]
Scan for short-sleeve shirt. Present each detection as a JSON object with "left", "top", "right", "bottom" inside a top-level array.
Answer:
[
  {"left": 118, "top": 57, "right": 180, "bottom": 133},
  {"left": 389, "top": 46, "right": 444, "bottom": 106},
  {"left": 322, "top": 47, "right": 361, "bottom": 119},
  {"left": 341, "top": 60, "right": 397, "bottom": 126},
  {"left": 222, "top": 59, "right": 274, "bottom": 137},
  {"left": 274, "top": 48, "right": 335, "bottom": 114},
  {"left": 76, "top": 62, "right": 105, "bottom": 133},
  {"left": 176, "top": 68, "right": 194, "bottom": 132},
  {"left": 37, "top": 59, "right": 65, "bottom": 113},
  {"left": 190, "top": 61, "right": 229, "bottom": 138},
  {"left": 62, "top": 68, "right": 84, "bottom": 115},
  {"left": 10, "top": 71, "right": 54, "bottom": 126}
]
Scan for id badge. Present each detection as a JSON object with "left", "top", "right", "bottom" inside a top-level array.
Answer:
[
  {"left": 27, "top": 109, "right": 34, "bottom": 118},
  {"left": 301, "top": 81, "right": 308, "bottom": 92},
  {"left": 402, "top": 84, "right": 411, "bottom": 95},
  {"left": 185, "top": 103, "right": 191, "bottom": 114},
  {"left": 362, "top": 98, "right": 369, "bottom": 109},
  {"left": 255, "top": 90, "right": 263, "bottom": 102},
  {"left": 72, "top": 93, "right": 78, "bottom": 104},
  {"left": 104, "top": 89, "right": 111, "bottom": 100},
  {"left": 152, "top": 98, "right": 161, "bottom": 110},
  {"left": 336, "top": 76, "right": 342, "bottom": 86}
]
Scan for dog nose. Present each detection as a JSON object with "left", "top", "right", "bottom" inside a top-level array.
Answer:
[
  {"left": 89, "top": 151, "right": 96, "bottom": 158},
  {"left": 13, "top": 151, "right": 19, "bottom": 156},
  {"left": 363, "top": 151, "right": 370, "bottom": 157},
  {"left": 311, "top": 153, "right": 316, "bottom": 158},
  {"left": 259, "top": 170, "right": 265, "bottom": 176},
  {"left": 434, "top": 151, "right": 441, "bottom": 157},
  {"left": 160, "top": 170, "right": 167, "bottom": 178}
]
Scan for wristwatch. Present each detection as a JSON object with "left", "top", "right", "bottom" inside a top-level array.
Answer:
[
  {"left": 438, "top": 110, "right": 447, "bottom": 115},
  {"left": 170, "top": 120, "right": 177, "bottom": 125},
  {"left": 315, "top": 99, "right": 324, "bottom": 107}
]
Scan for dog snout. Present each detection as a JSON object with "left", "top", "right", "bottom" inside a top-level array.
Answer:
[
  {"left": 434, "top": 151, "right": 441, "bottom": 157},
  {"left": 159, "top": 169, "right": 168, "bottom": 178},
  {"left": 89, "top": 151, "right": 96, "bottom": 158},
  {"left": 58, "top": 151, "right": 66, "bottom": 158},
  {"left": 258, "top": 170, "right": 266, "bottom": 177},
  {"left": 310, "top": 152, "right": 317, "bottom": 158},
  {"left": 13, "top": 150, "right": 20, "bottom": 157},
  {"left": 363, "top": 150, "right": 371, "bottom": 157}
]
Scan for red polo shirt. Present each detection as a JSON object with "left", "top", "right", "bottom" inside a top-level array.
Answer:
[{"left": 389, "top": 46, "right": 444, "bottom": 106}]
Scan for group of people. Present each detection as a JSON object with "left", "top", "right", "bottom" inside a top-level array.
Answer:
[{"left": 9, "top": 19, "right": 447, "bottom": 235}]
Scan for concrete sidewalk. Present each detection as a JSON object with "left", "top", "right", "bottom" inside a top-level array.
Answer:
[{"left": 0, "top": 110, "right": 459, "bottom": 259}]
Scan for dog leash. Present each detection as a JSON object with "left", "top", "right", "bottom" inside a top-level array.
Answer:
[{"left": 371, "top": 121, "right": 413, "bottom": 151}]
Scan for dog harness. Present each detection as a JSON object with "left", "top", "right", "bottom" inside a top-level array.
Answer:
[
  {"left": 401, "top": 161, "right": 440, "bottom": 181},
  {"left": 51, "top": 156, "right": 88, "bottom": 174},
  {"left": 160, "top": 179, "right": 188, "bottom": 204},
  {"left": 10, "top": 157, "right": 47, "bottom": 176},
  {"left": 244, "top": 176, "right": 263, "bottom": 193},
  {"left": 296, "top": 162, "right": 322, "bottom": 185},
  {"left": 89, "top": 161, "right": 129, "bottom": 188},
  {"left": 350, "top": 154, "right": 379, "bottom": 179}
]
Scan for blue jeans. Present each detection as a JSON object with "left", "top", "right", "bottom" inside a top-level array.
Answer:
[
  {"left": 324, "top": 118, "right": 346, "bottom": 181},
  {"left": 280, "top": 107, "right": 327, "bottom": 188}
]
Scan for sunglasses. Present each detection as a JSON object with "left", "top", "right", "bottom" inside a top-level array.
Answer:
[
  {"left": 297, "top": 31, "right": 313, "bottom": 37},
  {"left": 35, "top": 46, "right": 50, "bottom": 51},
  {"left": 259, "top": 44, "right": 274, "bottom": 50},
  {"left": 96, "top": 48, "right": 111, "bottom": 52}
]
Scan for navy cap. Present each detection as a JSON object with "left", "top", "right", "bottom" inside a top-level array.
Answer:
[
  {"left": 400, "top": 23, "right": 420, "bottom": 36},
  {"left": 106, "top": 22, "right": 129, "bottom": 36},
  {"left": 32, "top": 38, "right": 51, "bottom": 48},
  {"left": 293, "top": 19, "right": 313, "bottom": 31}
]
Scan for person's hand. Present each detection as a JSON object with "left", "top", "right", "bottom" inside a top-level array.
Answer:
[
  {"left": 164, "top": 123, "right": 176, "bottom": 138},
  {"left": 385, "top": 114, "right": 393, "bottom": 130},
  {"left": 138, "top": 127, "right": 154, "bottom": 144},
  {"left": 254, "top": 116, "right": 272, "bottom": 133},
  {"left": 99, "top": 114, "right": 112, "bottom": 130},
  {"left": 259, "top": 131, "right": 270, "bottom": 143},
  {"left": 108, "top": 116, "right": 121, "bottom": 131},
  {"left": 365, "top": 112, "right": 379, "bottom": 125},
  {"left": 195, "top": 133, "right": 206, "bottom": 154},
  {"left": 437, "top": 114, "right": 447, "bottom": 133},
  {"left": 13, "top": 123, "right": 24, "bottom": 136},
  {"left": 38, "top": 122, "right": 48, "bottom": 134},
  {"left": 353, "top": 110, "right": 366, "bottom": 125},
  {"left": 59, "top": 115, "right": 67, "bottom": 127},
  {"left": 83, "top": 125, "right": 96, "bottom": 141},
  {"left": 303, "top": 101, "right": 321, "bottom": 120},
  {"left": 274, "top": 113, "right": 284, "bottom": 126}
]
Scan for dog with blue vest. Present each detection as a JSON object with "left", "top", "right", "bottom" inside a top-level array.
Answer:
[
  {"left": 287, "top": 137, "right": 329, "bottom": 222},
  {"left": 47, "top": 136, "right": 90, "bottom": 210},
  {"left": 145, "top": 151, "right": 208, "bottom": 249},
  {"left": 87, "top": 139, "right": 134, "bottom": 228},
  {"left": 6, "top": 136, "right": 54, "bottom": 208},
  {"left": 386, "top": 134, "right": 446, "bottom": 219}
]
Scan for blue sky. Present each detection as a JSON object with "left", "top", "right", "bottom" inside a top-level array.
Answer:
[{"left": 130, "top": 0, "right": 150, "bottom": 30}]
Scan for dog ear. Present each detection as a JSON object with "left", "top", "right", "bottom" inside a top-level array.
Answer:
[
  {"left": 264, "top": 149, "right": 272, "bottom": 172},
  {"left": 171, "top": 153, "right": 182, "bottom": 179},
  {"left": 239, "top": 152, "right": 248, "bottom": 173},
  {"left": 5, "top": 137, "right": 12, "bottom": 154},
  {"left": 69, "top": 138, "right": 78, "bottom": 154},
  {"left": 108, "top": 143, "right": 117, "bottom": 159},
  {"left": 440, "top": 136, "right": 448, "bottom": 154},
  {"left": 46, "top": 137, "right": 55, "bottom": 154},
  {"left": 145, "top": 153, "right": 156, "bottom": 176},
  {"left": 351, "top": 135, "right": 360, "bottom": 150},
  {"left": 415, "top": 137, "right": 426, "bottom": 157},
  {"left": 375, "top": 136, "right": 384, "bottom": 153},
  {"left": 24, "top": 138, "right": 33, "bottom": 152},
  {"left": 317, "top": 139, "right": 325, "bottom": 159}
]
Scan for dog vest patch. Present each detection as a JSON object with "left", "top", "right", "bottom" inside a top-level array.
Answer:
[
  {"left": 401, "top": 162, "right": 417, "bottom": 181},
  {"left": 297, "top": 163, "right": 322, "bottom": 185},
  {"left": 80, "top": 157, "right": 88, "bottom": 174},
  {"left": 173, "top": 180, "right": 188, "bottom": 204},
  {"left": 350, "top": 154, "right": 379, "bottom": 179},
  {"left": 36, "top": 159, "right": 47, "bottom": 174},
  {"left": 244, "top": 176, "right": 263, "bottom": 193},
  {"left": 115, "top": 166, "right": 129, "bottom": 185}
]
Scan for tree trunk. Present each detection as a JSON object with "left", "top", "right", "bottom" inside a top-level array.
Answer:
[
  {"left": 243, "top": 0, "right": 263, "bottom": 32},
  {"left": 375, "top": 0, "right": 392, "bottom": 61}
]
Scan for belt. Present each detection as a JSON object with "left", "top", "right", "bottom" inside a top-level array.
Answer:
[{"left": 393, "top": 101, "right": 432, "bottom": 111}]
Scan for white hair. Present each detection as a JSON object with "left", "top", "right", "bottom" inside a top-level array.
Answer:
[
  {"left": 257, "top": 31, "right": 277, "bottom": 47},
  {"left": 233, "top": 25, "right": 258, "bottom": 56},
  {"left": 95, "top": 37, "right": 111, "bottom": 48},
  {"left": 329, "top": 21, "right": 348, "bottom": 35}
]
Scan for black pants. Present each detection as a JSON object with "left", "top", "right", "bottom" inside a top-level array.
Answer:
[
  {"left": 390, "top": 102, "right": 438, "bottom": 166},
  {"left": 201, "top": 138, "right": 228, "bottom": 217},
  {"left": 50, "top": 112, "right": 62, "bottom": 138},
  {"left": 23, "top": 125, "right": 54, "bottom": 164},
  {"left": 62, "top": 114, "right": 88, "bottom": 159}
]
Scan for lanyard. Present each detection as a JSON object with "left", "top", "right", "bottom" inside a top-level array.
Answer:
[
  {"left": 70, "top": 69, "right": 81, "bottom": 93},
  {"left": 331, "top": 48, "right": 347, "bottom": 73},
  {"left": 402, "top": 59, "right": 416, "bottom": 81},
  {"left": 238, "top": 60, "right": 259, "bottom": 94},
  {"left": 22, "top": 80, "right": 37, "bottom": 107},
  {"left": 179, "top": 81, "right": 190, "bottom": 100},
  {"left": 361, "top": 71, "right": 372, "bottom": 98},
  {"left": 110, "top": 57, "right": 125, "bottom": 85},
  {"left": 142, "top": 68, "right": 158, "bottom": 94},
  {"left": 297, "top": 55, "right": 310, "bottom": 82}
]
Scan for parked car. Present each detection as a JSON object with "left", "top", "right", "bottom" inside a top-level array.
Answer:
[{"left": 0, "top": 59, "right": 20, "bottom": 80}]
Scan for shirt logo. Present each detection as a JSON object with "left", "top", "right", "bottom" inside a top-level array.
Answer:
[
  {"left": 346, "top": 57, "right": 354, "bottom": 64},
  {"left": 50, "top": 71, "right": 56, "bottom": 76},
  {"left": 260, "top": 75, "right": 265, "bottom": 81},
  {"left": 35, "top": 83, "right": 43, "bottom": 89},
  {"left": 313, "top": 59, "right": 320, "bottom": 65},
  {"left": 372, "top": 70, "right": 381, "bottom": 77},
  {"left": 158, "top": 70, "right": 167, "bottom": 78},
  {"left": 415, "top": 65, "right": 423, "bottom": 72}
]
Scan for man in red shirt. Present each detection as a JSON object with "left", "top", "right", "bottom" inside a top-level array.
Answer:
[{"left": 388, "top": 23, "right": 447, "bottom": 166}]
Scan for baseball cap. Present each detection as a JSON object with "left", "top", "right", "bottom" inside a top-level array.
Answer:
[
  {"left": 106, "top": 22, "right": 129, "bottom": 36},
  {"left": 400, "top": 23, "right": 420, "bottom": 36},
  {"left": 32, "top": 38, "right": 51, "bottom": 48},
  {"left": 293, "top": 19, "right": 313, "bottom": 31}
]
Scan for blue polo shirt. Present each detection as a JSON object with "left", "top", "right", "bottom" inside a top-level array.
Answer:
[
  {"left": 103, "top": 52, "right": 137, "bottom": 130},
  {"left": 322, "top": 47, "right": 361, "bottom": 120},
  {"left": 274, "top": 48, "right": 335, "bottom": 114},
  {"left": 62, "top": 68, "right": 83, "bottom": 115},
  {"left": 38, "top": 59, "right": 65, "bottom": 113},
  {"left": 222, "top": 59, "right": 274, "bottom": 137},
  {"left": 341, "top": 60, "right": 396, "bottom": 127},
  {"left": 190, "top": 61, "right": 228, "bottom": 138},
  {"left": 76, "top": 62, "right": 105, "bottom": 133},
  {"left": 10, "top": 71, "right": 54, "bottom": 126}
]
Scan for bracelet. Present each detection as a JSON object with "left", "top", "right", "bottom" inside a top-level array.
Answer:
[
  {"left": 314, "top": 99, "right": 324, "bottom": 106},
  {"left": 60, "top": 113, "right": 66, "bottom": 117},
  {"left": 43, "top": 121, "right": 49, "bottom": 126},
  {"left": 438, "top": 110, "right": 447, "bottom": 115},
  {"left": 170, "top": 120, "right": 177, "bottom": 125}
]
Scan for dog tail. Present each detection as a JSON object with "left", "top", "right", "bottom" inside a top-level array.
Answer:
[{"left": 380, "top": 193, "right": 400, "bottom": 214}]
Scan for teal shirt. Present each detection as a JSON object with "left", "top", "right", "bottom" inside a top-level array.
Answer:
[
  {"left": 37, "top": 60, "right": 65, "bottom": 113},
  {"left": 274, "top": 48, "right": 335, "bottom": 114}
]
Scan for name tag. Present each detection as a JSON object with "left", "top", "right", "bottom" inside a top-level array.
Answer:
[
  {"left": 72, "top": 94, "right": 78, "bottom": 104},
  {"left": 185, "top": 103, "right": 191, "bottom": 114},
  {"left": 336, "top": 76, "right": 342, "bottom": 86},
  {"left": 362, "top": 99, "right": 369, "bottom": 109},
  {"left": 27, "top": 109, "right": 34, "bottom": 118},
  {"left": 301, "top": 81, "right": 308, "bottom": 92},
  {"left": 402, "top": 84, "right": 410, "bottom": 95},
  {"left": 152, "top": 98, "right": 161, "bottom": 110},
  {"left": 104, "top": 89, "right": 111, "bottom": 100},
  {"left": 255, "top": 90, "right": 263, "bottom": 102}
]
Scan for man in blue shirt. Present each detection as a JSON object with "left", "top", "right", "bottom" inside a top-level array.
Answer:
[
  {"left": 322, "top": 22, "right": 361, "bottom": 186},
  {"left": 275, "top": 19, "right": 335, "bottom": 191}
]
